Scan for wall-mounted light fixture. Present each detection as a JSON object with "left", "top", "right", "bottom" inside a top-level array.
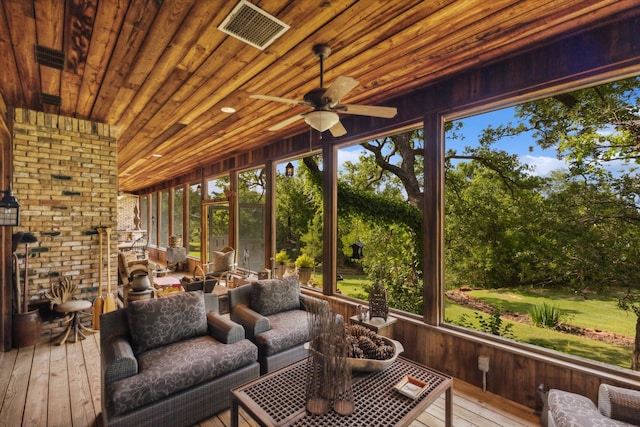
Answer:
[
  {"left": 285, "top": 162, "right": 294, "bottom": 177},
  {"left": 0, "top": 186, "right": 20, "bottom": 226}
]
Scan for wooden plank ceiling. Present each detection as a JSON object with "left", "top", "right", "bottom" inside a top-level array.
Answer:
[{"left": 1, "top": 0, "right": 638, "bottom": 192}]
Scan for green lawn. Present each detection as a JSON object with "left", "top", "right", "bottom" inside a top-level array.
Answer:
[
  {"left": 331, "top": 275, "right": 635, "bottom": 369},
  {"left": 465, "top": 288, "right": 635, "bottom": 337},
  {"left": 445, "top": 302, "right": 633, "bottom": 368},
  {"left": 336, "top": 274, "right": 370, "bottom": 299}
]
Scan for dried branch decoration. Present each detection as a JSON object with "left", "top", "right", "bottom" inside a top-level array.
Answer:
[{"left": 45, "top": 277, "right": 78, "bottom": 308}]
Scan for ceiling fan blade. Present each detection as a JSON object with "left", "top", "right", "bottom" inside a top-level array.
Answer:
[
  {"left": 250, "top": 94, "right": 307, "bottom": 106},
  {"left": 340, "top": 104, "right": 397, "bottom": 118},
  {"left": 329, "top": 120, "right": 347, "bottom": 137},
  {"left": 268, "top": 114, "right": 305, "bottom": 131},
  {"left": 324, "top": 76, "right": 359, "bottom": 103}
]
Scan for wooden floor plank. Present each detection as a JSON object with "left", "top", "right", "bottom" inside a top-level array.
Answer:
[
  {"left": 67, "top": 341, "right": 96, "bottom": 426},
  {"left": 0, "top": 346, "right": 33, "bottom": 426},
  {"left": 0, "top": 349, "right": 18, "bottom": 411},
  {"left": 23, "top": 341, "right": 51, "bottom": 427},
  {"left": 81, "top": 333, "right": 102, "bottom": 417},
  {"left": 47, "top": 341, "right": 71, "bottom": 427}
]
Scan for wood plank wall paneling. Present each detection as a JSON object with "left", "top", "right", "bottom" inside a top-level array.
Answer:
[
  {"left": 0, "top": 95, "right": 12, "bottom": 351},
  {"left": 0, "top": 5, "right": 22, "bottom": 105}
]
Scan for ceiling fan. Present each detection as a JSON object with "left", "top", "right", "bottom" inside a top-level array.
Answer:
[{"left": 250, "top": 44, "right": 397, "bottom": 137}]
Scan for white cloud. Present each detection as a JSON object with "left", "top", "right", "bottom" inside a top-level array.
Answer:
[
  {"left": 520, "top": 155, "right": 567, "bottom": 176},
  {"left": 337, "top": 147, "right": 365, "bottom": 170}
]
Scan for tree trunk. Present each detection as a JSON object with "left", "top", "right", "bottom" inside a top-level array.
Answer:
[{"left": 633, "top": 314, "right": 640, "bottom": 370}]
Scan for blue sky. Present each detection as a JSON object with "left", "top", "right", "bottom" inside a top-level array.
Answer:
[{"left": 446, "top": 107, "right": 567, "bottom": 177}]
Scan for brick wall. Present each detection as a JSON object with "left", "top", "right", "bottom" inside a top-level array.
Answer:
[{"left": 11, "top": 108, "right": 117, "bottom": 333}]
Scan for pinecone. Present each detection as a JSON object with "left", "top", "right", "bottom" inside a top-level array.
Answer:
[
  {"left": 357, "top": 336, "right": 378, "bottom": 358},
  {"left": 346, "top": 324, "right": 395, "bottom": 360},
  {"left": 349, "top": 346, "right": 364, "bottom": 358},
  {"left": 375, "top": 345, "right": 395, "bottom": 360},
  {"left": 348, "top": 324, "right": 375, "bottom": 339}
]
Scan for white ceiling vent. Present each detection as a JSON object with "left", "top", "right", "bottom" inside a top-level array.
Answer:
[{"left": 218, "top": 0, "right": 289, "bottom": 50}]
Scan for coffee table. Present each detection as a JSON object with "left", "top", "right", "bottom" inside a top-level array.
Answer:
[{"left": 231, "top": 356, "right": 452, "bottom": 426}]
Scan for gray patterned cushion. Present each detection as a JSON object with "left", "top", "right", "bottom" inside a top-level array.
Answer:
[
  {"left": 105, "top": 335, "right": 257, "bottom": 416},
  {"left": 549, "top": 389, "right": 634, "bottom": 427},
  {"left": 251, "top": 276, "right": 300, "bottom": 316},
  {"left": 127, "top": 291, "right": 207, "bottom": 354},
  {"left": 254, "top": 309, "right": 310, "bottom": 356}
]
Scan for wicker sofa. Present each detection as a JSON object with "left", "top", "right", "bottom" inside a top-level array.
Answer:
[
  {"left": 540, "top": 383, "right": 640, "bottom": 427},
  {"left": 228, "top": 276, "right": 329, "bottom": 374},
  {"left": 100, "top": 291, "right": 259, "bottom": 427}
]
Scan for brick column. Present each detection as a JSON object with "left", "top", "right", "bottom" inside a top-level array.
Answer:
[{"left": 11, "top": 108, "right": 117, "bottom": 337}]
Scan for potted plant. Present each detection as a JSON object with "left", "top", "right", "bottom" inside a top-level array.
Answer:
[
  {"left": 275, "top": 250, "right": 290, "bottom": 278},
  {"left": 295, "top": 253, "right": 315, "bottom": 285}
]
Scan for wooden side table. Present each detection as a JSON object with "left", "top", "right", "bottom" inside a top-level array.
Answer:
[{"left": 350, "top": 315, "right": 397, "bottom": 337}]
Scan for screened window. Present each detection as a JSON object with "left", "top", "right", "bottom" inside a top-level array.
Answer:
[
  {"left": 443, "top": 76, "right": 640, "bottom": 370},
  {"left": 188, "top": 183, "right": 201, "bottom": 259},
  {"left": 274, "top": 156, "right": 323, "bottom": 286},
  {"left": 238, "top": 167, "right": 265, "bottom": 273},
  {"left": 172, "top": 186, "right": 184, "bottom": 241},
  {"left": 159, "top": 190, "right": 169, "bottom": 248},
  {"left": 335, "top": 130, "right": 424, "bottom": 314}
]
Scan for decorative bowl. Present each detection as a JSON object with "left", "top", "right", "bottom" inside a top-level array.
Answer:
[
  {"left": 347, "top": 337, "right": 404, "bottom": 372},
  {"left": 307, "top": 336, "right": 404, "bottom": 372}
]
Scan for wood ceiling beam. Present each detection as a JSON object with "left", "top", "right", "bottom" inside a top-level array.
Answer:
[
  {"left": 91, "top": 0, "right": 160, "bottom": 121},
  {"left": 3, "top": 1, "right": 39, "bottom": 108},
  {"left": 76, "top": 0, "right": 129, "bottom": 119}
]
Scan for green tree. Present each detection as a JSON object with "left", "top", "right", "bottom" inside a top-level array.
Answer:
[
  {"left": 445, "top": 148, "right": 547, "bottom": 288},
  {"left": 467, "top": 77, "right": 640, "bottom": 368},
  {"left": 274, "top": 156, "right": 324, "bottom": 266}
]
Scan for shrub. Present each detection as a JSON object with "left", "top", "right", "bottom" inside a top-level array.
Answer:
[
  {"left": 530, "top": 302, "right": 561, "bottom": 328},
  {"left": 275, "top": 250, "right": 290, "bottom": 264},
  {"left": 454, "top": 308, "right": 515, "bottom": 339},
  {"left": 295, "top": 253, "right": 315, "bottom": 268}
]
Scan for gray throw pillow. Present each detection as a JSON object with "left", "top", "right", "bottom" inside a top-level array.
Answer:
[
  {"left": 251, "top": 276, "right": 300, "bottom": 316},
  {"left": 127, "top": 291, "right": 207, "bottom": 354}
]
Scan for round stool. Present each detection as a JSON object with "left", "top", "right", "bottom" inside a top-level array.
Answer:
[{"left": 53, "top": 300, "right": 94, "bottom": 345}]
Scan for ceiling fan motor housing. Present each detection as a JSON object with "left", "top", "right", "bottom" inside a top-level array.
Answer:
[
  {"left": 312, "top": 43, "right": 331, "bottom": 60},
  {"left": 303, "top": 88, "right": 331, "bottom": 109}
]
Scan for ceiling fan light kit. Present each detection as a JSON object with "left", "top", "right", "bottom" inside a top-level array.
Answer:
[
  {"left": 305, "top": 110, "right": 339, "bottom": 132},
  {"left": 251, "top": 43, "right": 397, "bottom": 137}
]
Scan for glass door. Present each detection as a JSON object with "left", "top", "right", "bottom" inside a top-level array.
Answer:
[{"left": 206, "top": 201, "right": 230, "bottom": 262}]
